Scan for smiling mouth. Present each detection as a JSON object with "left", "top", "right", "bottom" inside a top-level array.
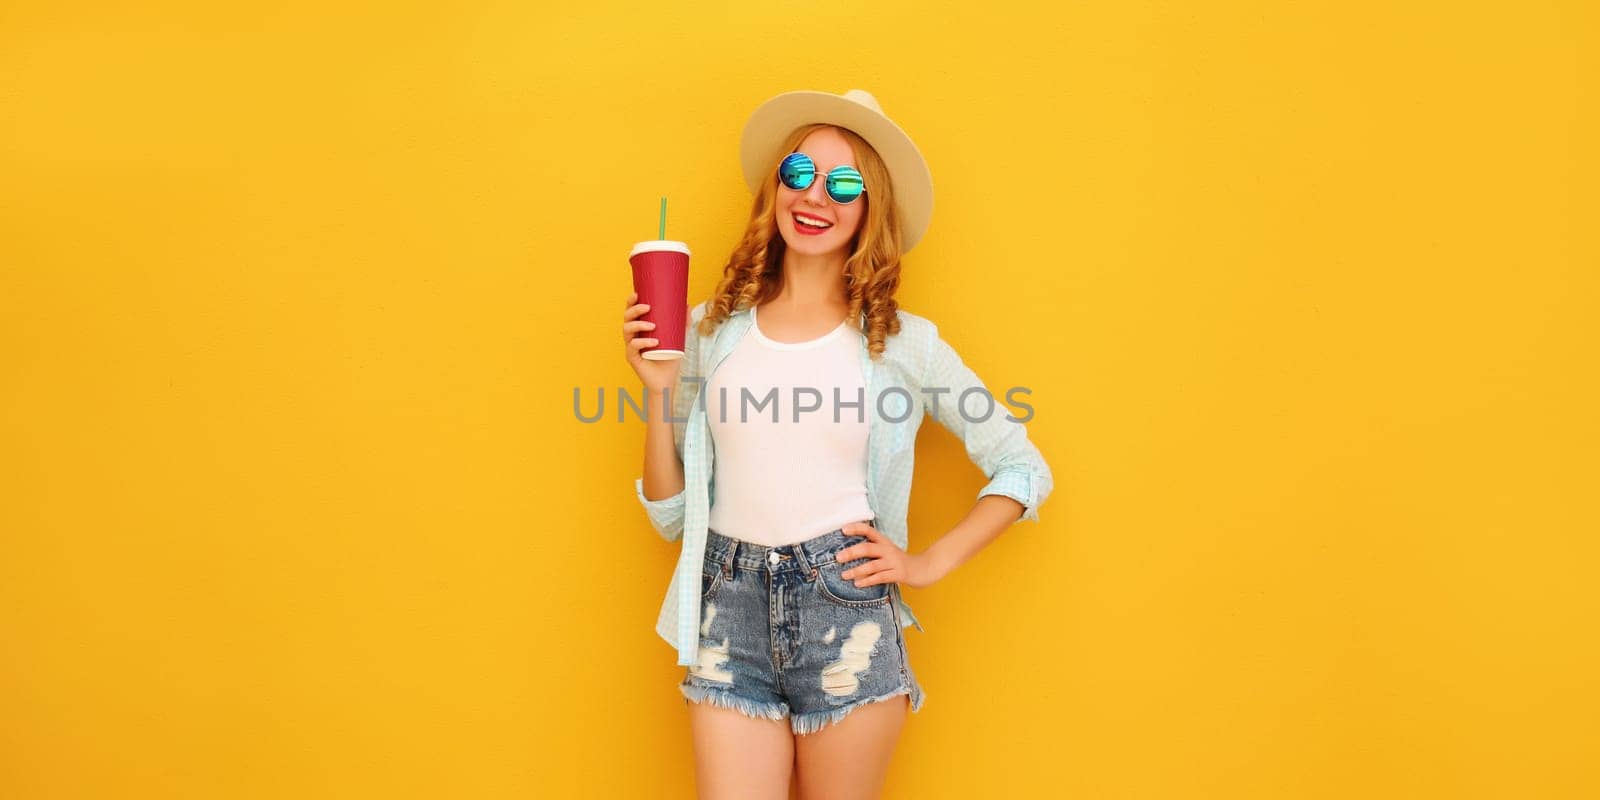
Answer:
[{"left": 793, "top": 212, "right": 833, "bottom": 230}]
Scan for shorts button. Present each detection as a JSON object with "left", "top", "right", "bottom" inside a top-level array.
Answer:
[{"left": 768, "top": 551, "right": 779, "bottom": 566}]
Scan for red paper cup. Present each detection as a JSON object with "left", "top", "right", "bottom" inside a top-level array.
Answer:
[{"left": 628, "top": 240, "right": 689, "bottom": 360}]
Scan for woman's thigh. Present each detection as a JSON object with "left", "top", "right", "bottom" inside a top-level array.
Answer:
[
  {"left": 792, "top": 693, "right": 907, "bottom": 800},
  {"left": 686, "top": 700, "right": 794, "bottom": 800}
]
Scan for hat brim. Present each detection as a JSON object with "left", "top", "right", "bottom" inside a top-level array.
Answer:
[{"left": 740, "top": 90, "right": 934, "bottom": 254}]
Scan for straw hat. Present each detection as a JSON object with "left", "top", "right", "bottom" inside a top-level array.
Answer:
[{"left": 739, "top": 88, "right": 934, "bottom": 253}]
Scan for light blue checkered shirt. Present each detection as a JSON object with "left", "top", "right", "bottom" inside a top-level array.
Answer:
[{"left": 634, "top": 301, "right": 1053, "bottom": 667}]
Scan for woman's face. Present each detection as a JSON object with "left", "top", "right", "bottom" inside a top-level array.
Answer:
[{"left": 775, "top": 127, "right": 867, "bottom": 258}]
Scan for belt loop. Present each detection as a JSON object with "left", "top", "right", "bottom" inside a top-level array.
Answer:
[
  {"left": 793, "top": 538, "right": 816, "bottom": 579},
  {"left": 721, "top": 538, "right": 737, "bottom": 579}
]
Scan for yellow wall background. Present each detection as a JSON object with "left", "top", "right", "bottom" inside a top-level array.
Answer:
[{"left": 2, "top": 1, "right": 1594, "bottom": 797}]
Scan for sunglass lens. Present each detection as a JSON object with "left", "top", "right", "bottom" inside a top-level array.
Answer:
[
  {"left": 826, "top": 167, "right": 864, "bottom": 203},
  {"left": 778, "top": 153, "right": 815, "bottom": 191}
]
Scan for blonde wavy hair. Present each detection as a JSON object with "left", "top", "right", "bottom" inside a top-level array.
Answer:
[{"left": 695, "top": 123, "right": 905, "bottom": 361}]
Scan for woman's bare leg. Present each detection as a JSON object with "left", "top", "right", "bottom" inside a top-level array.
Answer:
[
  {"left": 686, "top": 700, "right": 795, "bottom": 800},
  {"left": 792, "top": 694, "right": 908, "bottom": 800}
]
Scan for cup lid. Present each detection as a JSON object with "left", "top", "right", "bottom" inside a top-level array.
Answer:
[{"left": 629, "top": 240, "right": 690, "bottom": 258}]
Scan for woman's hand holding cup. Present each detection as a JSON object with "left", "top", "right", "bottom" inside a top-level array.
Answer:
[{"left": 622, "top": 290, "right": 684, "bottom": 393}]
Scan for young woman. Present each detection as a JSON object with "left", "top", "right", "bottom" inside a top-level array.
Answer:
[{"left": 621, "top": 89, "right": 1053, "bottom": 799}]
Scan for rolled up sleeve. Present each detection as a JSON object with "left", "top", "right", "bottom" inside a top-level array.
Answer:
[
  {"left": 634, "top": 477, "right": 687, "bottom": 541},
  {"left": 920, "top": 323, "right": 1054, "bottom": 523},
  {"left": 631, "top": 301, "right": 706, "bottom": 542}
]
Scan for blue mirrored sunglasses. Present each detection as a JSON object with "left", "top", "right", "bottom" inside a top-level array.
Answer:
[{"left": 777, "top": 152, "right": 866, "bottom": 205}]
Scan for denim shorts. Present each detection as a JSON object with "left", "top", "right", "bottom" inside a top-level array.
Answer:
[{"left": 678, "top": 522, "right": 927, "bottom": 736}]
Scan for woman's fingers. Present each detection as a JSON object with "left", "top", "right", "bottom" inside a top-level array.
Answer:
[
  {"left": 851, "top": 561, "right": 898, "bottom": 586},
  {"left": 628, "top": 336, "right": 660, "bottom": 350},
  {"left": 839, "top": 542, "right": 886, "bottom": 564},
  {"left": 622, "top": 298, "right": 654, "bottom": 349},
  {"left": 842, "top": 521, "right": 887, "bottom": 544},
  {"left": 855, "top": 570, "right": 896, "bottom": 587},
  {"left": 844, "top": 557, "right": 893, "bottom": 579}
]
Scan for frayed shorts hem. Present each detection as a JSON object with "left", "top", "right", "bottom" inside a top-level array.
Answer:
[
  {"left": 680, "top": 682, "right": 924, "bottom": 737},
  {"left": 679, "top": 682, "right": 789, "bottom": 723},
  {"left": 790, "top": 686, "right": 919, "bottom": 736}
]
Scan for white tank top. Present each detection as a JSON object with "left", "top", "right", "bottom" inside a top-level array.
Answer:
[{"left": 705, "top": 304, "right": 875, "bottom": 546}]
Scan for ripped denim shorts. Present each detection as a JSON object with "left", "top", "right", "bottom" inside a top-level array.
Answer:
[{"left": 679, "top": 523, "right": 927, "bottom": 736}]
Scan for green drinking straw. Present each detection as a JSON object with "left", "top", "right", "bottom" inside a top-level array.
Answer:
[{"left": 658, "top": 197, "right": 667, "bottom": 240}]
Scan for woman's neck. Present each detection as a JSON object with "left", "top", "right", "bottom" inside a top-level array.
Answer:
[{"left": 773, "top": 248, "right": 849, "bottom": 311}]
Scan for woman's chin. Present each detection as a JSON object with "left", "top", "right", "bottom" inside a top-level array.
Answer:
[{"left": 781, "top": 232, "right": 848, "bottom": 257}]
